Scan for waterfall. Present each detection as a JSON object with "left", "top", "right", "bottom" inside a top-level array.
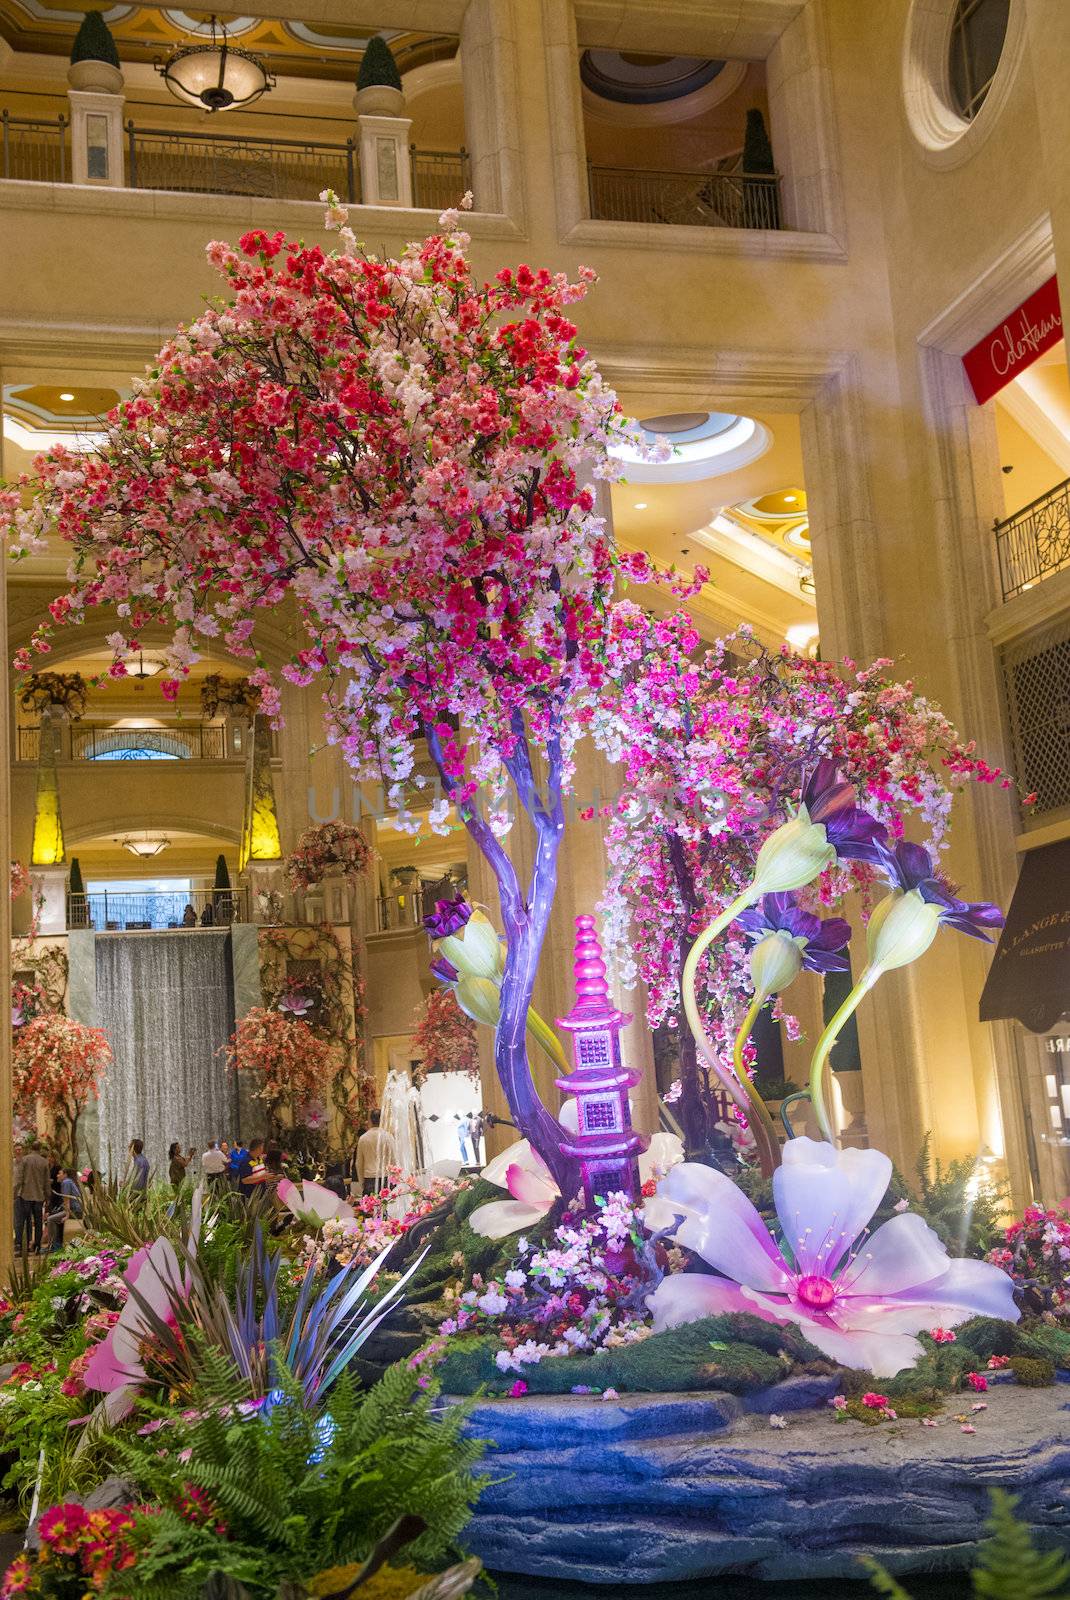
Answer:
[{"left": 95, "top": 931, "right": 238, "bottom": 1183}]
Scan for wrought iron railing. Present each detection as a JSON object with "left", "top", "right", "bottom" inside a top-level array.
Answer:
[
  {"left": 126, "top": 122, "right": 360, "bottom": 203},
  {"left": 995, "top": 477, "right": 1070, "bottom": 600},
  {"left": 411, "top": 146, "right": 470, "bottom": 211},
  {"left": 587, "top": 163, "right": 781, "bottom": 230},
  {"left": 1, "top": 110, "right": 67, "bottom": 182},
  {"left": 69, "top": 884, "right": 249, "bottom": 932}
]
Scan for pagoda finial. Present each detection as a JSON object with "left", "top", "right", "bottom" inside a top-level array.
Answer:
[{"left": 573, "top": 914, "right": 610, "bottom": 1009}]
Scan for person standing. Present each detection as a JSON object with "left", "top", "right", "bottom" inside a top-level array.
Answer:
[
  {"left": 356, "top": 1110, "right": 397, "bottom": 1196},
  {"left": 14, "top": 1140, "right": 50, "bottom": 1255},
  {"left": 128, "top": 1139, "right": 149, "bottom": 1193},
  {"left": 201, "top": 1141, "right": 228, "bottom": 1185},
  {"left": 168, "top": 1142, "right": 193, "bottom": 1192},
  {"left": 456, "top": 1113, "right": 471, "bottom": 1165}
]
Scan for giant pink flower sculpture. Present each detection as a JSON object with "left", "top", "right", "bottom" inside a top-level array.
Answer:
[
  {"left": 646, "top": 1138, "right": 1018, "bottom": 1375},
  {"left": 83, "top": 1236, "right": 188, "bottom": 1421}
]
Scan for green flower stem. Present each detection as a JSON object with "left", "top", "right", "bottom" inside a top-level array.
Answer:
[
  {"left": 682, "top": 889, "right": 759, "bottom": 1128},
  {"left": 526, "top": 1005, "right": 571, "bottom": 1077},
  {"left": 732, "top": 991, "right": 783, "bottom": 1178},
  {"left": 808, "top": 964, "right": 881, "bottom": 1143}
]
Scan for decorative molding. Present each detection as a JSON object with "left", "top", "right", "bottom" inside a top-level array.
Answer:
[
  {"left": 572, "top": 0, "right": 806, "bottom": 56},
  {"left": 985, "top": 562, "right": 1070, "bottom": 647},
  {"left": 0, "top": 176, "right": 522, "bottom": 239},
  {"left": 917, "top": 214, "right": 1055, "bottom": 355},
  {"left": 901, "top": 0, "right": 1029, "bottom": 172},
  {"left": 562, "top": 216, "right": 847, "bottom": 262},
  {"left": 581, "top": 59, "right": 748, "bottom": 127},
  {"left": 996, "top": 379, "right": 1070, "bottom": 479},
  {"left": 593, "top": 342, "right": 853, "bottom": 411}
]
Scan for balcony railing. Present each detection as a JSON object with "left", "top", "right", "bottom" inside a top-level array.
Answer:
[
  {"left": 412, "top": 147, "right": 470, "bottom": 210},
  {"left": 126, "top": 123, "right": 360, "bottom": 203},
  {"left": 15, "top": 723, "right": 256, "bottom": 762},
  {"left": 69, "top": 885, "right": 249, "bottom": 932},
  {"left": 0, "top": 109, "right": 469, "bottom": 211},
  {"left": 375, "top": 886, "right": 426, "bottom": 932},
  {"left": 995, "top": 477, "right": 1070, "bottom": 601},
  {"left": 587, "top": 163, "right": 781, "bottom": 230},
  {"left": 1, "top": 111, "right": 67, "bottom": 182}
]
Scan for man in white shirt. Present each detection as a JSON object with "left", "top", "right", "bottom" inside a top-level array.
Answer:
[
  {"left": 355, "top": 1111, "right": 398, "bottom": 1196},
  {"left": 201, "top": 1141, "right": 228, "bottom": 1184}
]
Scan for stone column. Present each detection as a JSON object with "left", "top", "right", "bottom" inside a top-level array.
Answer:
[
  {"left": 32, "top": 867, "right": 67, "bottom": 937},
  {"left": 0, "top": 366, "right": 11, "bottom": 1271},
  {"left": 67, "top": 60, "right": 125, "bottom": 187},
  {"left": 354, "top": 83, "right": 413, "bottom": 207},
  {"left": 458, "top": 0, "right": 523, "bottom": 215}
]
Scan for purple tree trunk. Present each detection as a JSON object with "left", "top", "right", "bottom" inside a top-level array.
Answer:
[
  {"left": 425, "top": 719, "right": 580, "bottom": 1197},
  {"left": 667, "top": 834, "right": 716, "bottom": 1152}
]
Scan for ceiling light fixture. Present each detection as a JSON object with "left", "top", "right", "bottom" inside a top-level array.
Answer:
[
  {"left": 634, "top": 501, "right": 648, "bottom": 509},
  {"left": 124, "top": 651, "right": 165, "bottom": 679},
  {"left": 158, "top": 15, "right": 274, "bottom": 112},
  {"left": 58, "top": 392, "right": 75, "bottom": 403},
  {"left": 121, "top": 834, "right": 171, "bottom": 859}
]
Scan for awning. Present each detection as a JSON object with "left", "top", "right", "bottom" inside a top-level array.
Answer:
[{"left": 980, "top": 837, "right": 1070, "bottom": 1033}]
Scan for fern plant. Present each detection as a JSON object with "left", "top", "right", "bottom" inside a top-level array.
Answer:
[
  {"left": 912, "top": 1133, "right": 1010, "bottom": 1257},
  {"left": 864, "top": 1490, "right": 1070, "bottom": 1599},
  {"left": 102, "top": 1361, "right": 486, "bottom": 1599}
]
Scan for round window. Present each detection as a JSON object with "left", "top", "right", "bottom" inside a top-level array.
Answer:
[
  {"left": 903, "top": 0, "right": 1024, "bottom": 166},
  {"left": 948, "top": 0, "right": 1011, "bottom": 121}
]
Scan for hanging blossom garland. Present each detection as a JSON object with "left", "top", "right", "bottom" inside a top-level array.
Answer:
[
  {"left": 12, "top": 1013, "right": 111, "bottom": 1165},
  {"left": 0, "top": 190, "right": 676, "bottom": 1193},
  {"left": 221, "top": 1006, "right": 343, "bottom": 1133},
  {"left": 285, "top": 821, "right": 372, "bottom": 893},
  {"left": 587, "top": 616, "right": 1009, "bottom": 1150},
  {"left": 412, "top": 987, "right": 481, "bottom": 1081},
  {"left": 9, "top": 861, "right": 29, "bottom": 901},
  {"left": 17, "top": 671, "right": 88, "bottom": 719}
]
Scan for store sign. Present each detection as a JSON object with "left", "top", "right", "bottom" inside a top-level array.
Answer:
[
  {"left": 963, "top": 275, "right": 1063, "bottom": 405},
  {"left": 979, "top": 836, "right": 1070, "bottom": 1034}
]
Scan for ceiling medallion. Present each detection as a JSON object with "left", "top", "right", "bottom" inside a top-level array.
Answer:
[{"left": 158, "top": 14, "right": 274, "bottom": 112}]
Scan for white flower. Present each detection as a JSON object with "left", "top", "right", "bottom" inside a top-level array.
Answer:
[{"left": 769, "top": 1414, "right": 788, "bottom": 1430}]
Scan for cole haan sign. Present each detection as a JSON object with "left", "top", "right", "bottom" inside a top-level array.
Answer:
[{"left": 964, "top": 275, "right": 1063, "bottom": 405}]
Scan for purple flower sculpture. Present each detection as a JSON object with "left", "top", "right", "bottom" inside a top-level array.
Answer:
[
  {"left": 877, "top": 839, "right": 1005, "bottom": 941},
  {"left": 423, "top": 894, "right": 472, "bottom": 941},
  {"left": 737, "top": 892, "right": 852, "bottom": 974},
  {"left": 278, "top": 991, "right": 313, "bottom": 1018},
  {"left": 800, "top": 759, "right": 888, "bottom": 866},
  {"left": 429, "top": 954, "right": 460, "bottom": 985},
  {"left": 646, "top": 1139, "right": 1019, "bottom": 1375}
]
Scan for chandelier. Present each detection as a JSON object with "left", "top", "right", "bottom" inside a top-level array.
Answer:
[
  {"left": 158, "top": 15, "right": 274, "bottom": 113},
  {"left": 121, "top": 834, "right": 171, "bottom": 859},
  {"left": 124, "top": 650, "right": 165, "bottom": 679}
]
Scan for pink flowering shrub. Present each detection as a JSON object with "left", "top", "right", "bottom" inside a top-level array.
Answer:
[
  {"left": 412, "top": 988, "right": 481, "bottom": 1080},
  {"left": 299, "top": 1172, "right": 470, "bottom": 1271},
  {"left": 221, "top": 1006, "right": 343, "bottom": 1135},
  {"left": 589, "top": 621, "right": 1006, "bottom": 1145},
  {"left": 987, "top": 1201, "right": 1070, "bottom": 1315},
  {"left": 285, "top": 821, "right": 371, "bottom": 893},
  {"left": 12, "top": 1014, "right": 111, "bottom": 1165}
]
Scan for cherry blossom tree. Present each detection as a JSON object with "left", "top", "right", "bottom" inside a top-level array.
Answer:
[
  {"left": 3, "top": 198, "right": 652, "bottom": 1191},
  {"left": 13, "top": 1013, "right": 111, "bottom": 1165},
  {"left": 591, "top": 611, "right": 1009, "bottom": 1152},
  {"left": 222, "top": 1006, "right": 342, "bottom": 1138}
]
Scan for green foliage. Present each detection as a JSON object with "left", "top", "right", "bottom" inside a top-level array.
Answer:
[
  {"left": 912, "top": 1134, "right": 1009, "bottom": 1257},
  {"left": 357, "top": 34, "right": 402, "bottom": 91},
  {"left": 68, "top": 856, "right": 85, "bottom": 897},
  {"left": 1010, "top": 1355, "right": 1056, "bottom": 1387},
  {"left": 213, "top": 853, "right": 231, "bottom": 891},
  {"left": 108, "top": 1361, "right": 487, "bottom": 1600},
  {"left": 866, "top": 1490, "right": 1070, "bottom": 1599},
  {"left": 70, "top": 10, "right": 120, "bottom": 67},
  {"left": 742, "top": 107, "right": 775, "bottom": 174}
]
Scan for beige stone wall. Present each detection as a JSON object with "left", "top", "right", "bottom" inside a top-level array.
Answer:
[{"left": 2, "top": 0, "right": 1067, "bottom": 1201}]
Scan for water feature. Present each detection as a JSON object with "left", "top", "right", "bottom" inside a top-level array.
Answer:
[{"left": 94, "top": 930, "right": 238, "bottom": 1182}]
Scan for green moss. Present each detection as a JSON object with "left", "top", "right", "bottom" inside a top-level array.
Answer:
[
  {"left": 1010, "top": 1356, "right": 1056, "bottom": 1388},
  {"left": 439, "top": 1314, "right": 826, "bottom": 1397}
]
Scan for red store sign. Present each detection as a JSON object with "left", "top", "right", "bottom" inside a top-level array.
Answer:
[{"left": 963, "top": 275, "right": 1063, "bottom": 405}]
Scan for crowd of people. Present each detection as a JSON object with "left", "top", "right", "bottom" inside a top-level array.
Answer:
[{"left": 14, "top": 1103, "right": 491, "bottom": 1255}]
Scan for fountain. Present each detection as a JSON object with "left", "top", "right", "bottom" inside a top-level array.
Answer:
[{"left": 94, "top": 930, "right": 239, "bottom": 1181}]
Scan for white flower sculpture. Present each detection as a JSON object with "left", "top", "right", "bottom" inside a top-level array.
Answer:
[{"left": 646, "top": 1138, "right": 1018, "bottom": 1376}]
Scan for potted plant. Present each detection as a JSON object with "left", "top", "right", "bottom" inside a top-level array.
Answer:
[
  {"left": 354, "top": 34, "right": 404, "bottom": 116},
  {"left": 68, "top": 10, "right": 123, "bottom": 94},
  {"left": 212, "top": 852, "right": 234, "bottom": 924},
  {"left": 67, "top": 855, "right": 88, "bottom": 929},
  {"left": 741, "top": 106, "right": 779, "bottom": 229}
]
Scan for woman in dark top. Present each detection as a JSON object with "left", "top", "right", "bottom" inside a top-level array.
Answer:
[{"left": 168, "top": 1142, "right": 193, "bottom": 1191}]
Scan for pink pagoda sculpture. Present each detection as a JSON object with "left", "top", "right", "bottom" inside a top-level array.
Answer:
[{"left": 556, "top": 914, "right": 645, "bottom": 1208}]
